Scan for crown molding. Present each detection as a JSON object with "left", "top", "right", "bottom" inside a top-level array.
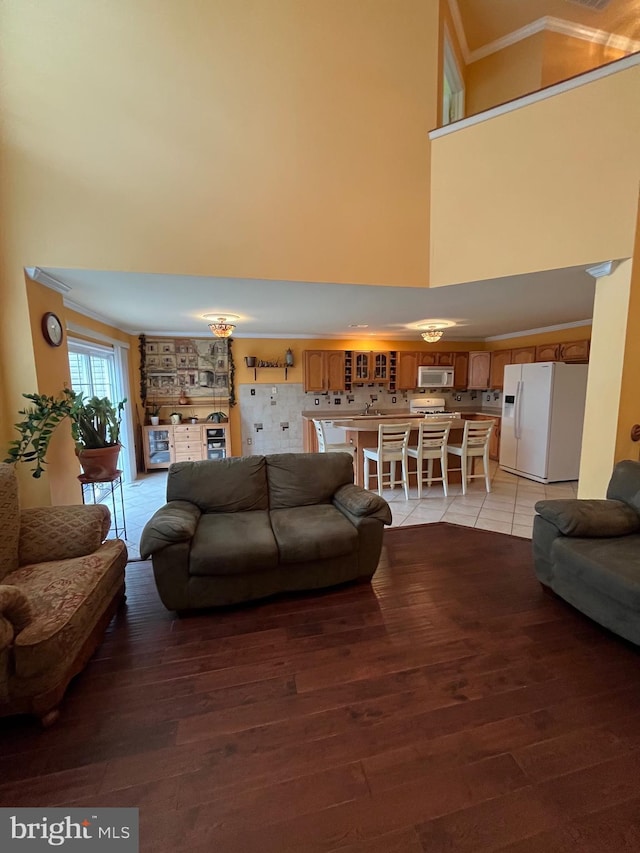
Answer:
[
  {"left": 25, "top": 267, "right": 72, "bottom": 294},
  {"left": 66, "top": 322, "right": 130, "bottom": 349},
  {"left": 448, "top": 6, "right": 640, "bottom": 66},
  {"left": 545, "top": 16, "right": 640, "bottom": 55},
  {"left": 63, "top": 298, "right": 135, "bottom": 333},
  {"left": 484, "top": 319, "right": 592, "bottom": 342}
]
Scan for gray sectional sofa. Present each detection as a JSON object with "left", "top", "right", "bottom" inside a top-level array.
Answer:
[
  {"left": 533, "top": 459, "right": 640, "bottom": 645},
  {"left": 140, "top": 452, "right": 392, "bottom": 611}
]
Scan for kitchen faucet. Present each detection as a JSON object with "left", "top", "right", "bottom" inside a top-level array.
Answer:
[{"left": 363, "top": 402, "right": 372, "bottom": 415}]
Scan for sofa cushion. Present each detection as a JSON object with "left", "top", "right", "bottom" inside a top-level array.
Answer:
[
  {"left": 267, "top": 452, "right": 354, "bottom": 510},
  {"left": 4, "top": 539, "right": 126, "bottom": 680},
  {"left": 552, "top": 534, "right": 640, "bottom": 609},
  {"left": 168, "top": 457, "right": 269, "bottom": 513},
  {"left": 270, "top": 505, "right": 358, "bottom": 564},
  {"left": 535, "top": 499, "right": 640, "bottom": 538},
  {"left": 189, "top": 511, "right": 278, "bottom": 576}
]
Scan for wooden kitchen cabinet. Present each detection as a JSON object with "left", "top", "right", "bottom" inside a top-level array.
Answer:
[
  {"left": 467, "top": 352, "right": 491, "bottom": 389},
  {"left": 396, "top": 352, "right": 419, "bottom": 390},
  {"left": 489, "top": 416, "right": 501, "bottom": 461},
  {"left": 489, "top": 350, "right": 512, "bottom": 390},
  {"left": 350, "top": 350, "right": 392, "bottom": 383},
  {"left": 559, "top": 340, "right": 590, "bottom": 362},
  {"left": 371, "top": 351, "right": 392, "bottom": 382},
  {"left": 535, "top": 342, "right": 560, "bottom": 362},
  {"left": 510, "top": 346, "right": 536, "bottom": 364},
  {"left": 462, "top": 413, "right": 501, "bottom": 461},
  {"left": 419, "top": 351, "right": 453, "bottom": 366},
  {"left": 534, "top": 339, "right": 590, "bottom": 363},
  {"left": 303, "top": 350, "right": 346, "bottom": 392},
  {"left": 453, "top": 352, "right": 469, "bottom": 389}
]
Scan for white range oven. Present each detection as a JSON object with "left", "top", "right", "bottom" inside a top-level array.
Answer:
[{"left": 408, "top": 396, "right": 462, "bottom": 421}]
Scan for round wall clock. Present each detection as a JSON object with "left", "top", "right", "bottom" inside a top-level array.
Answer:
[{"left": 41, "top": 312, "right": 64, "bottom": 347}]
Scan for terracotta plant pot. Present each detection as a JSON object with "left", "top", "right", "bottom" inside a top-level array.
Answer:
[{"left": 77, "top": 445, "right": 121, "bottom": 481}]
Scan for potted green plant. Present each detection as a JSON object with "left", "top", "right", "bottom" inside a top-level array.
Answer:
[
  {"left": 148, "top": 402, "right": 161, "bottom": 426},
  {"left": 4, "top": 388, "right": 126, "bottom": 480}
]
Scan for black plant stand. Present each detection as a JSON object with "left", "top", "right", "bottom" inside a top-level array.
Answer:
[{"left": 79, "top": 470, "right": 127, "bottom": 540}]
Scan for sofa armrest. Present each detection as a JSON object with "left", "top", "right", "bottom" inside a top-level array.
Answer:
[
  {"left": 19, "top": 505, "right": 110, "bottom": 565},
  {"left": 0, "top": 585, "right": 32, "bottom": 648},
  {"left": 534, "top": 498, "right": 640, "bottom": 538},
  {"left": 333, "top": 484, "right": 392, "bottom": 525},
  {"left": 140, "top": 501, "right": 202, "bottom": 558}
]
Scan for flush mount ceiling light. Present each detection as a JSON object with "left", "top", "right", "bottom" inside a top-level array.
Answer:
[
  {"left": 421, "top": 327, "right": 444, "bottom": 343},
  {"left": 203, "top": 314, "right": 239, "bottom": 338},
  {"left": 417, "top": 320, "right": 455, "bottom": 343}
]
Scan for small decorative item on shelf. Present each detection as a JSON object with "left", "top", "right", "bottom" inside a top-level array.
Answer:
[
  {"left": 206, "top": 411, "right": 227, "bottom": 423},
  {"left": 178, "top": 390, "right": 189, "bottom": 406},
  {"left": 245, "top": 356, "right": 257, "bottom": 368},
  {"left": 285, "top": 348, "right": 294, "bottom": 367},
  {"left": 170, "top": 412, "right": 182, "bottom": 425},
  {"left": 189, "top": 410, "right": 198, "bottom": 424},
  {"left": 148, "top": 401, "right": 161, "bottom": 426}
]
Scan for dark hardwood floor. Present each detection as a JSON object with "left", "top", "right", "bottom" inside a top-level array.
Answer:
[{"left": 2, "top": 522, "right": 640, "bottom": 852}]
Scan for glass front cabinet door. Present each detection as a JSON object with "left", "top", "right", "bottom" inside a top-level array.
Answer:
[
  {"left": 144, "top": 426, "right": 172, "bottom": 470},
  {"left": 203, "top": 425, "right": 229, "bottom": 461}
]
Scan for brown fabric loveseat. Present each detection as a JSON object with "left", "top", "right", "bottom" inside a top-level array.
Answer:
[
  {"left": 0, "top": 463, "right": 127, "bottom": 724},
  {"left": 140, "top": 452, "right": 392, "bottom": 611}
]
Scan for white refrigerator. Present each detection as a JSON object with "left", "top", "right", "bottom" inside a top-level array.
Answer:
[{"left": 500, "top": 362, "right": 589, "bottom": 483}]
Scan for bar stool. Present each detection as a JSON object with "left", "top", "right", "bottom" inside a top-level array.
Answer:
[
  {"left": 363, "top": 423, "right": 411, "bottom": 499},
  {"left": 312, "top": 419, "right": 355, "bottom": 456},
  {"left": 407, "top": 421, "right": 451, "bottom": 498},
  {"left": 447, "top": 420, "right": 494, "bottom": 495}
]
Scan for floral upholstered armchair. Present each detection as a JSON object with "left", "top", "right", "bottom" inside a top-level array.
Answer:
[{"left": 0, "top": 463, "right": 127, "bottom": 725}]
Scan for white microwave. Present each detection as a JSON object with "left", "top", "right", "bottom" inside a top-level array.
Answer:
[{"left": 417, "top": 366, "right": 455, "bottom": 388}]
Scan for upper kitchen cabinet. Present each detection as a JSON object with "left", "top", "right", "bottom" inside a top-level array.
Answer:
[
  {"left": 303, "top": 350, "right": 346, "bottom": 392},
  {"left": 559, "top": 340, "right": 590, "bottom": 362},
  {"left": 396, "top": 352, "right": 419, "bottom": 390},
  {"left": 534, "top": 339, "right": 590, "bottom": 363},
  {"left": 468, "top": 352, "right": 491, "bottom": 390},
  {"left": 419, "top": 352, "right": 454, "bottom": 366},
  {"left": 372, "top": 351, "right": 392, "bottom": 383},
  {"left": 510, "top": 347, "right": 536, "bottom": 364},
  {"left": 351, "top": 350, "right": 392, "bottom": 383},
  {"left": 489, "top": 350, "right": 512, "bottom": 390},
  {"left": 453, "top": 352, "right": 469, "bottom": 390}
]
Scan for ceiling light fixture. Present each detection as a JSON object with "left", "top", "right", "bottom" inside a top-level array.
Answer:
[
  {"left": 204, "top": 314, "right": 239, "bottom": 338},
  {"left": 421, "top": 327, "right": 444, "bottom": 343}
]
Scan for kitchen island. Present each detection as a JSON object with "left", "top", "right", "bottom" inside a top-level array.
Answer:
[
  {"left": 301, "top": 411, "right": 501, "bottom": 489},
  {"left": 330, "top": 415, "right": 464, "bottom": 488}
]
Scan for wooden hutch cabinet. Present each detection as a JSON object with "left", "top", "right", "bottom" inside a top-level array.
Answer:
[{"left": 143, "top": 423, "right": 231, "bottom": 471}]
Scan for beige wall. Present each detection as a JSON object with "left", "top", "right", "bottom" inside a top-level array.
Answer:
[
  {"left": 430, "top": 64, "right": 640, "bottom": 287},
  {"left": 0, "top": 0, "right": 438, "bottom": 288},
  {"left": 541, "top": 31, "right": 626, "bottom": 88},
  {"left": 466, "top": 34, "right": 544, "bottom": 116}
]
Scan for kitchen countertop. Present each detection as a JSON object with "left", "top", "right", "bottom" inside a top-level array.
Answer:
[{"left": 302, "top": 408, "right": 501, "bottom": 420}]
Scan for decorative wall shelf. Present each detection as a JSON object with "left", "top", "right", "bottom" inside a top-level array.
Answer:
[{"left": 245, "top": 352, "right": 294, "bottom": 381}]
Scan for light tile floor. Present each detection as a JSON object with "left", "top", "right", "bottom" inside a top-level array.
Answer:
[{"left": 117, "top": 463, "right": 578, "bottom": 561}]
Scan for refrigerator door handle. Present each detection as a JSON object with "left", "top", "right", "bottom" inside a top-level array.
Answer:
[{"left": 515, "top": 380, "right": 523, "bottom": 440}]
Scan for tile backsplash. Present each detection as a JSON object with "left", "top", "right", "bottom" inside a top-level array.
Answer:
[{"left": 239, "top": 384, "right": 503, "bottom": 455}]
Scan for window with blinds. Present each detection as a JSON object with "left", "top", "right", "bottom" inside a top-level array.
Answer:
[{"left": 68, "top": 341, "right": 116, "bottom": 400}]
